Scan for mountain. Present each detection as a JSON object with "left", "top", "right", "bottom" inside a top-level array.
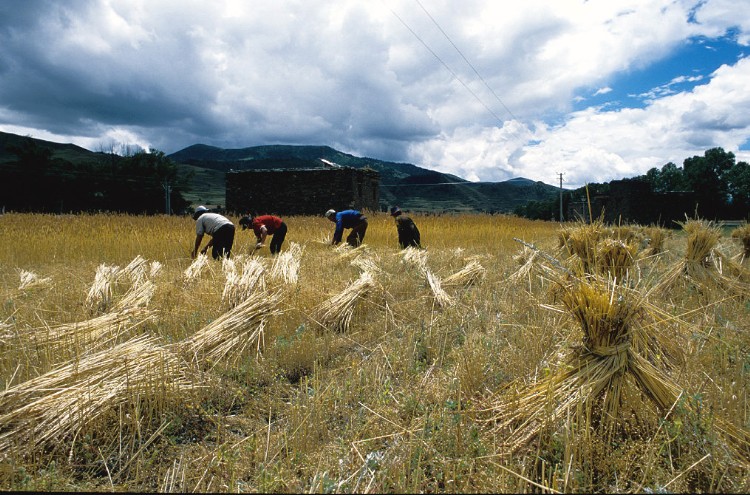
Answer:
[
  {"left": 168, "top": 144, "right": 561, "bottom": 213},
  {"left": 0, "top": 131, "right": 561, "bottom": 213}
]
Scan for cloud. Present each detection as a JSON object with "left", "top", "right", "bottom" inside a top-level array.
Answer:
[{"left": 0, "top": 0, "right": 749, "bottom": 189}]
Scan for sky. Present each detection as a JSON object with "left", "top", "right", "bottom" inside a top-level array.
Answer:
[{"left": 1, "top": 0, "right": 750, "bottom": 189}]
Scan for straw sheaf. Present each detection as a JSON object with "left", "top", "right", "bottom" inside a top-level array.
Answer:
[
  {"left": 442, "top": 260, "right": 486, "bottom": 288},
  {"left": 184, "top": 289, "right": 283, "bottom": 365},
  {"left": 0, "top": 335, "right": 194, "bottom": 453},
  {"left": 595, "top": 238, "right": 638, "bottom": 281},
  {"left": 31, "top": 306, "right": 158, "bottom": 350},
  {"left": 488, "top": 275, "right": 687, "bottom": 452},
  {"left": 314, "top": 271, "right": 378, "bottom": 333},
  {"left": 17, "top": 269, "right": 52, "bottom": 291},
  {"left": 400, "top": 246, "right": 428, "bottom": 273},
  {"left": 731, "top": 223, "right": 750, "bottom": 261},
  {"left": 85, "top": 263, "right": 121, "bottom": 313},
  {"left": 269, "top": 242, "right": 304, "bottom": 285},
  {"left": 183, "top": 254, "right": 212, "bottom": 285},
  {"left": 653, "top": 219, "right": 750, "bottom": 296},
  {"left": 424, "top": 269, "right": 454, "bottom": 307},
  {"left": 116, "top": 255, "right": 150, "bottom": 286},
  {"left": 222, "top": 258, "right": 266, "bottom": 308}
]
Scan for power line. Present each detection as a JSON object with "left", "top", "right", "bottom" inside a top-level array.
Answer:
[
  {"left": 413, "top": 0, "right": 518, "bottom": 122},
  {"left": 387, "top": 5, "right": 506, "bottom": 126}
]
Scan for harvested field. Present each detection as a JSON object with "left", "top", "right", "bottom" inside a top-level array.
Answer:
[{"left": 0, "top": 212, "right": 749, "bottom": 493}]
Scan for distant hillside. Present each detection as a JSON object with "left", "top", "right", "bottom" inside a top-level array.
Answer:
[{"left": 169, "top": 144, "right": 560, "bottom": 213}]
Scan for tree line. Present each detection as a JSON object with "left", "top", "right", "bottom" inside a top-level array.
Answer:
[
  {"left": 0, "top": 138, "right": 191, "bottom": 214},
  {"left": 515, "top": 147, "right": 750, "bottom": 222}
]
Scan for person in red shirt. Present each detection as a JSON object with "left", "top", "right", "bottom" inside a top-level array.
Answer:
[{"left": 239, "top": 215, "right": 287, "bottom": 254}]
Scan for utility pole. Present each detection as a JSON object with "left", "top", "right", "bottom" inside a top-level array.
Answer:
[
  {"left": 557, "top": 172, "right": 564, "bottom": 222},
  {"left": 162, "top": 181, "right": 171, "bottom": 215}
]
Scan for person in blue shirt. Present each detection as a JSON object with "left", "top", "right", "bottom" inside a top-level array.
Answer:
[{"left": 325, "top": 209, "right": 368, "bottom": 247}]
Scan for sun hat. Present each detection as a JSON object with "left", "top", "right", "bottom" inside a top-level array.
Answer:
[
  {"left": 390, "top": 206, "right": 401, "bottom": 216},
  {"left": 193, "top": 205, "right": 209, "bottom": 220},
  {"left": 325, "top": 209, "right": 336, "bottom": 219}
]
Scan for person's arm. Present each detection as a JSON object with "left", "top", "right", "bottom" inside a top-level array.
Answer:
[
  {"left": 256, "top": 225, "right": 268, "bottom": 249},
  {"left": 192, "top": 233, "right": 204, "bottom": 258},
  {"left": 332, "top": 216, "right": 344, "bottom": 244}
]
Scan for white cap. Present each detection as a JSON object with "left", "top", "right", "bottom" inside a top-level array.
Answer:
[
  {"left": 193, "top": 205, "right": 209, "bottom": 219},
  {"left": 325, "top": 209, "right": 336, "bottom": 218}
]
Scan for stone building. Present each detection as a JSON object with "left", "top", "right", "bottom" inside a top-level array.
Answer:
[{"left": 226, "top": 167, "right": 380, "bottom": 216}]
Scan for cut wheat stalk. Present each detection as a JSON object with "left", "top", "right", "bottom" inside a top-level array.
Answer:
[
  {"left": 400, "top": 246, "right": 428, "bottom": 274},
  {"left": 270, "top": 242, "right": 304, "bottom": 284},
  {"left": 731, "top": 223, "right": 750, "bottom": 262},
  {"left": 113, "top": 280, "right": 156, "bottom": 311},
  {"left": 117, "top": 255, "right": 149, "bottom": 286},
  {"left": 85, "top": 263, "right": 121, "bottom": 313},
  {"left": 183, "top": 254, "right": 211, "bottom": 285},
  {"left": 0, "top": 334, "right": 195, "bottom": 453},
  {"left": 653, "top": 219, "right": 750, "bottom": 296},
  {"left": 17, "top": 269, "right": 52, "bottom": 291},
  {"left": 314, "top": 271, "right": 377, "bottom": 333},
  {"left": 31, "top": 306, "right": 158, "bottom": 350},
  {"left": 222, "top": 259, "right": 266, "bottom": 308},
  {"left": 425, "top": 269, "right": 454, "bottom": 308},
  {"left": 442, "top": 260, "right": 486, "bottom": 288},
  {"left": 351, "top": 254, "right": 382, "bottom": 275},
  {"left": 184, "top": 289, "right": 283, "bottom": 365}
]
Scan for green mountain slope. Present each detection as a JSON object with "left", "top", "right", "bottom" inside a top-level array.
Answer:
[{"left": 168, "top": 144, "right": 560, "bottom": 213}]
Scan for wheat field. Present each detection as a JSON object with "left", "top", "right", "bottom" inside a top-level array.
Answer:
[{"left": 0, "top": 212, "right": 749, "bottom": 493}]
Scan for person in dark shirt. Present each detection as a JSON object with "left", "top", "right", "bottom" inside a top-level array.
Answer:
[
  {"left": 325, "top": 209, "right": 368, "bottom": 247},
  {"left": 239, "top": 214, "right": 288, "bottom": 254},
  {"left": 390, "top": 206, "right": 421, "bottom": 249}
]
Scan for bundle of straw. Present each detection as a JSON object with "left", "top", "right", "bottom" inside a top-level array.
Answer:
[
  {"left": 351, "top": 255, "right": 381, "bottom": 275},
  {"left": 641, "top": 226, "right": 668, "bottom": 256},
  {"left": 314, "top": 271, "right": 376, "bottom": 333},
  {"left": 400, "top": 246, "right": 428, "bottom": 274},
  {"left": 117, "top": 255, "right": 149, "bottom": 286},
  {"left": 183, "top": 254, "right": 210, "bottom": 285},
  {"left": 149, "top": 260, "right": 163, "bottom": 278},
  {"left": 184, "top": 289, "right": 283, "bottom": 365},
  {"left": 489, "top": 274, "right": 683, "bottom": 451},
  {"left": 731, "top": 223, "right": 750, "bottom": 261},
  {"left": 558, "top": 221, "right": 604, "bottom": 274},
  {"left": 85, "top": 263, "right": 121, "bottom": 313},
  {"left": 270, "top": 242, "right": 304, "bottom": 284},
  {"left": 0, "top": 335, "right": 194, "bottom": 453},
  {"left": 32, "top": 306, "right": 158, "bottom": 350},
  {"left": 17, "top": 269, "right": 52, "bottom": 290},
  {"left": 113, "top": 280, "right": 157, "bottom": 311},
  {"left": 425, "top": 270, "right": 454, "bottom": 307},
  {"left": 222, "top": 259, "right": 266, "bottom": 307},
  {"left": 442, "top": 260, "right": 486, "bottom": 288},
  {"left": 596, "top": 238, "right": 638, "bottom": 281},
  {"left": 653, "top": 219, "right": 750, "bottom": 295}
]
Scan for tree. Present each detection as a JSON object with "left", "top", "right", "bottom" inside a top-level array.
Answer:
[{"left": 682, "top": 147, "right": 735, "bottom": 217}]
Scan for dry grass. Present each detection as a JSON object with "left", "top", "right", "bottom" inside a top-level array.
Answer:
[{"left": 0, "top": 212, "right": 749, "bottom": 493}]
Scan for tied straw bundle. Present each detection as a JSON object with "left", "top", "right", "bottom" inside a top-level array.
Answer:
[
  {"left": 653, "top": 219, "right": 750, "bottom": 296},
  {"left": 222, "top": 258, "right": 266, "bottom": 308},
  {"left": 442, "top": 260, "right": 486, "bottom": 288},
  {"left": 17, "top": 269, "right": 52, "bottom": 290},
  {"left": 314, "top": 271, "right": 377, "bottom": 333},
  {"left": 0, "top": 335, "right": 194, "bottom": 453},
  {"left": 269, "top": 242, "right": 304, "bottom": 284},
  {"left": 184, "top": 289, "right": 283, "bottom": 365},
  {"left": 731, "top": 223, "right": 750, "bottom": 262},
  {"left": 183, "top": 253, "right": 211, "bottom": 285},
  {"left": 85, "top": 263, "right": 121, "bottom": 313},
  {"left": 489, "top": 272, "right": 684, "bottom": 451},
  {"left": 424, "top": 270, "right": 454, "bottom": 307}
]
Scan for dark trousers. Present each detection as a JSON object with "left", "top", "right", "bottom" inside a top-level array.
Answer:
[
  {"left": 347, "top": 217, "right": 368, "bottom": 247},
  {"left": 212, "top": 223, "right": 235, "bottom": 259},
  {"left": 269, "top": 222, "right": 288, "bottom": 254}
]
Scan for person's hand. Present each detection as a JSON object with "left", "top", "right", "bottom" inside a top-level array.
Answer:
[
  {"left": 200, "top": 247, "right": 208, "bottom": 255},
  {"left": 255, "top": 242, "right": 263, "bottom": 250}
]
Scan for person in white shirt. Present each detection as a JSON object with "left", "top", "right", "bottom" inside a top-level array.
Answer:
[{"left": 191, "top": 205, "right": 235, "bottom": 259}]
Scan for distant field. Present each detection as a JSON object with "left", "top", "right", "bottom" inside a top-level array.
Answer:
[{"left": 0, "top": 212, "right": 748, "bottom": 493}]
